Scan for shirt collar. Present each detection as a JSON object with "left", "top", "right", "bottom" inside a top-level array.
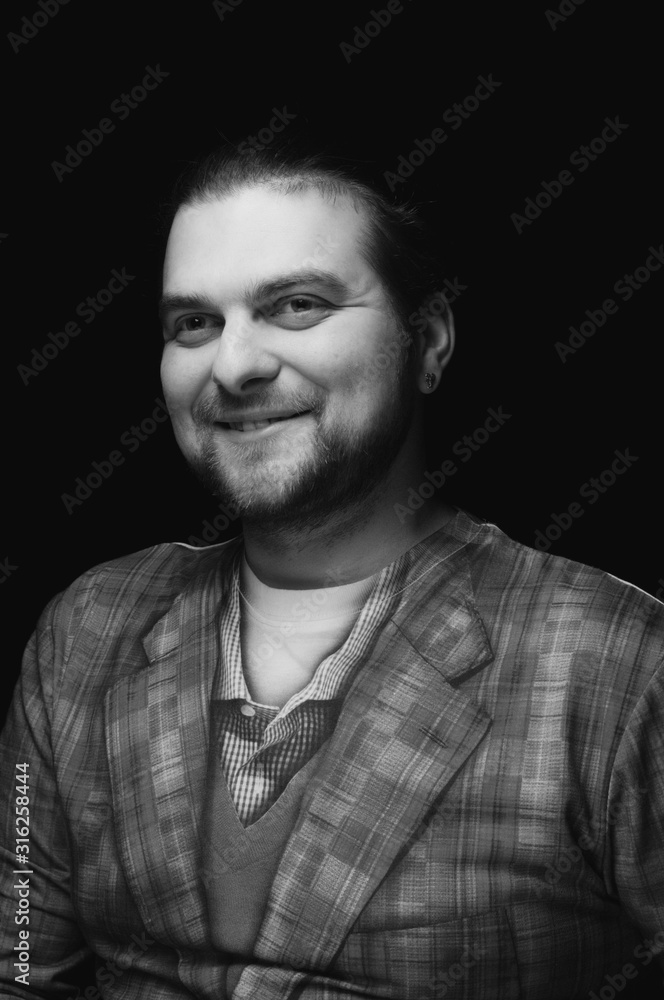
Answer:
[{"left": 211, "top": 549, "right": 402, "bottom": 716}]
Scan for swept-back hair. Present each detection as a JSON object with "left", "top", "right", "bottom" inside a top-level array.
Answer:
[{"left": 159, "top": 137, "right": 447, "bottom": 330}]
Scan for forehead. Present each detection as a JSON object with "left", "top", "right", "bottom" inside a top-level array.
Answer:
[{"left": 163, "top": 186, "right": 372, "bottom": 292}]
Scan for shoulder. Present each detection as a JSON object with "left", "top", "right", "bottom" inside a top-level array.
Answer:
[
  {"left": 37, "top": 538, "right": 242, "bottom": 649},
  {"left": 22, "top": 538, "right": 243, "bottom": 707},
  {"left": 460, "top": 515, "right": 664, "bottom": 711},
  {"left": 62, "top": 536, "right": 239, "bottom": 598},
  {"left": 471, "top": 518, "right": 662, "bottom": 635}
]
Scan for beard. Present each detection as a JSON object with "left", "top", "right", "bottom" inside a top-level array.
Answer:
[{"left": 185, "top": 360, "right": 416, "bottom": 535}]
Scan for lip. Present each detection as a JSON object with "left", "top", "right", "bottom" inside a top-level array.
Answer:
[{"left": 213, "top": 410, "right": 313, "bottom": 439}]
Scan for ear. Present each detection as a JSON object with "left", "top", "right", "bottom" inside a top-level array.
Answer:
[{"left": 414, "top": 297, "right": 455, "bottom": 393}]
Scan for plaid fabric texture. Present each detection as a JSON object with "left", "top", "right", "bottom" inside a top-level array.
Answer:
[{"left": 1, "top": 511, "right": 663, "bottom": 999}]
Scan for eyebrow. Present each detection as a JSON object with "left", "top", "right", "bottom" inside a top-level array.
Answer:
[
  {"left": 158, "top": 292, "right": 218, "bottom": 325},
  {"left": 158, "top": 268, "right": 351, "bottom": 324},
  {"left": 247, "top": 268, "right": 351, "bottom": 301}
]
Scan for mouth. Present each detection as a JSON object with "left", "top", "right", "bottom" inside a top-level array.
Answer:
[{"left": 215, "top": 411, "right": 312, "bottom": 433}]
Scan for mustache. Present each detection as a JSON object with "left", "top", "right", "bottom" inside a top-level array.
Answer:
[{"left": 192, "top": 387, "right": 323, "bottom": 424}]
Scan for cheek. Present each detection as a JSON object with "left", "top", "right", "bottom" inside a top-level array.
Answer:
[
  {"left": 323, "top": 369, "right": 395, "bottom": 430},
  {"left": 160, "top": 349, "right": 206, "bottom": 415}
]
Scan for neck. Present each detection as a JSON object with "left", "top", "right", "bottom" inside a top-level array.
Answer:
[{"left": 241, "top": 447, "right": 457, "bottom": 589}]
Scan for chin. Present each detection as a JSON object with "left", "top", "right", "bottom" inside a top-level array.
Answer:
[
  {"left": 186, "top": 387, "right": 416, "bottom": 532},
  {"left": 188, "top": 445, "right": 316, "bottom": 519}
]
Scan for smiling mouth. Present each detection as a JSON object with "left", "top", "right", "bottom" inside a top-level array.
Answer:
[{"left": 217, "top": 411, "right": 311, "bottom": 432}]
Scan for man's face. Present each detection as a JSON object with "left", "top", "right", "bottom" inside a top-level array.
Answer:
[{"left": 160, "top": 185, "right": 419, "bottom": 530}]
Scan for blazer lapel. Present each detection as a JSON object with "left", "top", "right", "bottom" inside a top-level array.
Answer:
[
  {"left": 255, "top": 528, "right": 494, "bottom": 971},
  {"left": 104, "top": 548, "right": 237, "bottom": 945}
]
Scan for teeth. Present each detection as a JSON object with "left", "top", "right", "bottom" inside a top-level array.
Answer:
[
  {"left": 231, "top": 420, "right": 271, "bottom": 431},
  {"left": 227, "top": 413, "right": 305, "bottom": 432}
]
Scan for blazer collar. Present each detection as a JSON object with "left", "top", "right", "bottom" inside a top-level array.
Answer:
[
  {"left": 253, "top": 513, "right": 496, "bottom": 973},
  {"left": 390, "top": 509, "right": 492, "bottom": 683}
]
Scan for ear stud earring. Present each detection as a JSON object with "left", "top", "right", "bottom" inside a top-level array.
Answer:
[{"left": 425, "top": 372, "right": 436, "bottom": 390}]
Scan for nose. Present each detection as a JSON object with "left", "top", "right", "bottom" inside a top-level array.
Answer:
[{"left": 210, "top": 310, "right": 281, "bottom": 395}]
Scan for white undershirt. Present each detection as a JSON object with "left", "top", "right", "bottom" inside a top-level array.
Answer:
[{"left": 240, "top": 556, "right": 377, "bottom": 708}]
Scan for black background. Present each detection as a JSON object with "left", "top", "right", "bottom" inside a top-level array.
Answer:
[{"left": 2, "top": 3, "right": 661, "bottom": 708}]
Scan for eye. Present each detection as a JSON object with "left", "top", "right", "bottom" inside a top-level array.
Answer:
[
  {"left": 269, "top": 295, "right": 331, "bottom": 328},
  {"left": 179, "top": 315, "right": 208, "bottom": 331},
  {"left": 286, "top": 297, "right": 317, "bottom": 312},
  {"left": 170, "top": 314, "right": 221, "bottom": 345}
]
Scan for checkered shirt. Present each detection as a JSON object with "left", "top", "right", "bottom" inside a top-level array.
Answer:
[{"left": 210, "top": 552, "right": 402, "bottom": 825}]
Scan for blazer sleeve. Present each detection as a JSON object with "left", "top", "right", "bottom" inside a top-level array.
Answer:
[
  {"left": 0, "top": 596, "right": 93, "bottom": 999},
  {"left": 609, "top": 653, "right": 664, "bottom": 972}
]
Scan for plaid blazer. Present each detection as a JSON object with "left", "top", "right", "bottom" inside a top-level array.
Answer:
[{"left": 1, "top": 510, "right": 663, "bottom": 999}]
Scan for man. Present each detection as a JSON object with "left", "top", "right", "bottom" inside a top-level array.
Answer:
[{"left": 1, "top": 143, "right": 663, "bottom": 999}]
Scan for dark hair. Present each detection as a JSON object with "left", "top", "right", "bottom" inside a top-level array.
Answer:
[{"left": 159, "top": 137, "right": 448, "bottom": 331}]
